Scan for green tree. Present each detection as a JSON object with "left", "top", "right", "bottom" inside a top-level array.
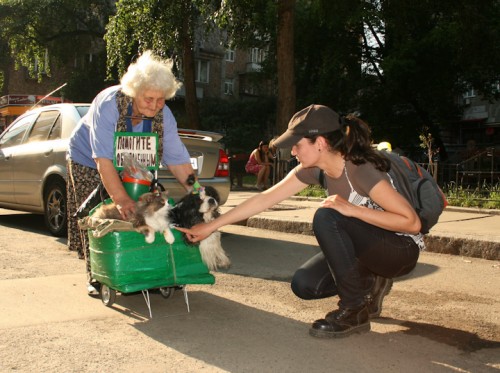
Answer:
[
  {"left": 0, "top": 0, "right": 113, "bottom": 100},
  {"left": 359, "top": 0, "right": 500, "bottom": 145},
  {"left": 287, "top": 0, "right": 500, "bottom": 149},
  {"left": 0, "top": 37, "right": 10, "bottom": 94},
  {"left": 105, "top": 0, "right": 214, "bottom": 129},
  {"left": 199, "top": 97, "right": 276, "bottom": 153},
  {"left": 213, "top": 0, "right": 296, "bottom": 137},
  {"left": 0, "top": 0, "right": 114, "bottom": 102},
  {"left": 294, "top": 0, "right": 364, "bottom": 111}
]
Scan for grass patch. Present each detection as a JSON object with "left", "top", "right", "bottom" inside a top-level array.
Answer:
[
  {"left": 296, "top": 185, "right": 327, "bottom": 198},
  {"left": 296, "top": 183, "right": 500, "bottom": 208},
  {"left": 242, "top": 175, "right": 257, "bottom": 185},
  {"left": 444, "top": 183, "right": 500, "bottom": 209}
]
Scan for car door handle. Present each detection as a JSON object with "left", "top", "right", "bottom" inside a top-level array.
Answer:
[{"left": 44, "top": 149, "right": 54, "bottom": 156}]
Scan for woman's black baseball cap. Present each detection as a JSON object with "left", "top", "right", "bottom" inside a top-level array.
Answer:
[{"left": 273, "top": 104, "right": 341, "bottom": 148}]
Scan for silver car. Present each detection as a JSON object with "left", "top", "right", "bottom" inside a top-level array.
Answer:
[{"left": 0, "top": 103, "right": 230, "bottom": 236}]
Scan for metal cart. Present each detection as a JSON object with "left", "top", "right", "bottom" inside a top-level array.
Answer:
[{"left": 88, "top": 226, "right": 215, "bottom": 318}]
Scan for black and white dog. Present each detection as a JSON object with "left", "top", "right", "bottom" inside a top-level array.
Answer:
[{"left": 171, "top": 186, "right": 230, "bottom": 271}]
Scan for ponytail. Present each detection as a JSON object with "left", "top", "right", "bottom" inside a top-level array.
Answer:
[{"left": 308, "top": 114, "right": 390, "bottom": 172}]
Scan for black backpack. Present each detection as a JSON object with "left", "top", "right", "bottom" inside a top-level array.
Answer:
[
  {"left": 381, "top": 151, "right": 447, "bottom": 234},
  {"left": 319, "top": 152, "right": 447, "bottom": 234}
]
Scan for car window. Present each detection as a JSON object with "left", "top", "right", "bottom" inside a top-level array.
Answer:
[
  {"left": 27, "top": 110, "right": 60, "bottom": 143},
  {"left": 76, "top": 106, "right": 90, "bottom": 118},
  {"left": 48, "top": 115, "right": 62, "bottom": 140},
  {"left": 0, "top": 113, "right": 36, "bottom": 148}
]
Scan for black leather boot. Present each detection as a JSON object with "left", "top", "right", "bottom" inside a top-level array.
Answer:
[
  {"left": 309, "top": 306, "right": 370, "bottom": 338},
  {"left": 365, "top": 276, "right": 393, "bottom": 318}
]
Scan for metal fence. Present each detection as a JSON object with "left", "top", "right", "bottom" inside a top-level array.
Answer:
[{"left": 426, "top": 147, "right": 500, "bottom": 190}]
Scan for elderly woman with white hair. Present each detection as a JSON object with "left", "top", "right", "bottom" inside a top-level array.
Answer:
[{"left": 67, "top": 50, "right": 195, "bottom": 295}]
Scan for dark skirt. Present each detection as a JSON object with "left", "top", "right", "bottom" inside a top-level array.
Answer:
[{"left": 66, "top": 159, "right": 101, "bottom": 280}]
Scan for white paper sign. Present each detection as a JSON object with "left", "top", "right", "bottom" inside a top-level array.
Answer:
[{"left": 114, "top": 132, "right": 158, "bottom": 170}]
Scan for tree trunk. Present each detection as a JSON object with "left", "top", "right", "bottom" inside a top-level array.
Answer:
[
  {"left": 276, "top": 0, "right": 296, "bottom": 158},
  {"left": 0, "top": 41, "right": 11, "bottom": 96},
  {"left": 180, "top": 2, "right": 200, "bottom": 130}
]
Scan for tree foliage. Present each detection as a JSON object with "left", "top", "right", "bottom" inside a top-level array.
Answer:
[
  {"left": 360, "top": 0, "right": 500, "bottom": 143},
  {"left": 212, "top": 0, "right": 296, "bottom": 137},
  {"left": 290, "top": 0, "right": 500, "bottom": 147},
  {"left": 105, "top": 0, "right": 220, "bottom": 129},
  {"left": 1, "top": 0, "right": 499, "bottom": 149},
  {"left": 105, "top": 0, "right": 184, "bottom": 77},
  {"left": 0, "top": 0, "right": 113, "bottom": 81},
  {"left": 212, "top": 0, "right": 277, "bottom": 49},
  {"left": 294, "top": 0, "right": 364, "bottom": 111},
  {"left": 199, "top": 97, "right": 276, "bottom": 153}
]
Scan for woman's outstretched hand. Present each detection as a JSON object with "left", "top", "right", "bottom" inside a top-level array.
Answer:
[{"left": 175, "top": 223, "right": 213, "bottom": 243}]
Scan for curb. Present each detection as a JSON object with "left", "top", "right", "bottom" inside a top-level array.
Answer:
[
  {"left": 244, "top": 216, "right": 500, "bottom": 261},
  {"left": 423, "top": 235, "right": 500, "bottom": 260},
  {"left": 225, "top": 191, "right": 499, "bottom": 261}
]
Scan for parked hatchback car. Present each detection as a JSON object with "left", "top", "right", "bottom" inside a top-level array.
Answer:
[{"left": 0, "top": 103, "right": 230, "bottom": 237}]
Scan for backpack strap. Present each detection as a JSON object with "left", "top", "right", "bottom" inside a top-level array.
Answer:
[{"left": 401, "top": 156, "right": 424, "bottom": 178}]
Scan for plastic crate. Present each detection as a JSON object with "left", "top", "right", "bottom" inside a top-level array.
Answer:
[{"left": 89, "top": 228, "right": 215, "bottom": 293}]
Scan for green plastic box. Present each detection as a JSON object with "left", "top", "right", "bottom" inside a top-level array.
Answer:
[{"left": 89, "top": 227, "right": 215, "bottom": 293}]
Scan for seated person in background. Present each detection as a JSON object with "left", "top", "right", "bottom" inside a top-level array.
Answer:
[
  {"left": 245, "top": 140, "right": 273, "bottom": 190},
  {"left": 267, "top": 137, "right": 279, "bottom": 184}
]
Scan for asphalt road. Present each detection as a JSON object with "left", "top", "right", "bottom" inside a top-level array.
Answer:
[{"left": 0, "top": 208, "right": 499, "bottom": 373}]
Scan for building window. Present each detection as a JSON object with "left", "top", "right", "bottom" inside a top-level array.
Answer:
[
  {"left": 244, "top": 84, "right": 258, "bottom": 96},
  {"left": 74, "top": 53, "right": 94, "bottom": 69},
  {"left": 463, "top": 87, "right": 476, "bottom": 98},
  {"left": 195, "top": 60, "right": 209, "bottom": 83},
  {"left": 492, "top": 81, "right": 500, "bottom": 94},
  {"left": 224, "top": 79, "right": 234, "bottom": 96},
  {"left": 250, "top": 48, "right": 266, "bottom": 64},
  {"left": 225, "top": 49, "right": 235, "bottom": 62}
]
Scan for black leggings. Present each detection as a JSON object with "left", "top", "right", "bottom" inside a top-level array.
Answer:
[{"left": 291, "top": 208, "right": 420, "bottom": 309}]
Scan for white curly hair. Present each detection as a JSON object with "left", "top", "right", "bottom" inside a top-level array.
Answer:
[{"left": 120, "top": 50, "right": 182, "bottom": 100}]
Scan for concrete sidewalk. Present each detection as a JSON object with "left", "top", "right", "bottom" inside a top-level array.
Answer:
[{"left": 221, "top": 190, "right": 500, "bottom": 261}]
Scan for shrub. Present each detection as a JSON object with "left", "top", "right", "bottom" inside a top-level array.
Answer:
[{"left": 295, "top": 182, "right": 500, "bottom": 209}]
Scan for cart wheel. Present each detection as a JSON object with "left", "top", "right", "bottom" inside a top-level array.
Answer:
[
  {"left": 159, "top": 287, "right": 175, "bottom": 299},
  {"left": 100, "top": 285, "right": 116, "bottom": 306}
]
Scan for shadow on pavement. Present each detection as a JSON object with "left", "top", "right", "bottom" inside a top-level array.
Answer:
[
  {"left": 219, "top": 232, "right": 439, "bottom": 283},
  {"left": 398, "top": 319, "right": 500, "bottom": 352},
  {"left": 218, "top": 232, "right": 321, "bottom": 281},
  {"left": 0, "top": 210, "right": 68, "bottom": 245},
  {"left": 89, "top": 229, "right": 491, "bottom": 372},
  {"left": 124, "top": 291, "right": 493, "bottom": 373},
  {"left": 0, "top": 211, "right": 48, "bottom": 235}
]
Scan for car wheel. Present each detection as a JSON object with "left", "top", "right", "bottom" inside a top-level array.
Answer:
[{"left": 44, "top": 179, "right": 68, "bottom": 237}]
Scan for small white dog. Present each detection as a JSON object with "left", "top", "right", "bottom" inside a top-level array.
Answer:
[{"left": 171, "top": 187, "right": 230, "bottom": 271}]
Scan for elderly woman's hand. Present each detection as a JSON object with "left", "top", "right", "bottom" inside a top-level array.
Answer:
[{"left": 115, "top": 196, "right": 136, "bottom": 220}]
